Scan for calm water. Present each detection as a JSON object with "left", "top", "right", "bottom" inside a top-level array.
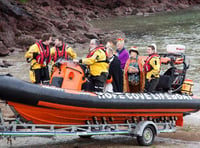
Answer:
[
  {"left": 91, "top": 8, "right": 200, "bottom": 55},
  {"left": 91, "top": 8, "right": 200, "bottom": 95}
]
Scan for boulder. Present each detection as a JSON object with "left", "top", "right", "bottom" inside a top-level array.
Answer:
[
  {"left": 0, "top": 0, "right": 199, "bottom": 57},
  {"left": 2, "top": 60, "right": 13, "bottom": 67},
  {"left": 68, "top": 19, "right": 90, "bottom": 31},
  {"left": 15, "top": 35, "right": 36, "bottom": 47},
  {"left": 8, "top": 47, "right": 26, "bottom": 53},
  {"left": 0, "top": 41, "right": 9, "bottom": 56},
  {"left": 0, "top": 0, "right": 31, "bottom": 18},
  {"left": 84, "top": 32, "right": 98, "bottom": 39}
]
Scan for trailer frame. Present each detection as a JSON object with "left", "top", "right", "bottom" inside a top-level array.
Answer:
[{"left": 0, "top": 109, "right": 177, "bottom": 146}]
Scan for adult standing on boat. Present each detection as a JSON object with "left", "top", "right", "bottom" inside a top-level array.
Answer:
[
  {"left": 124, "top": 46, "right": 145, "bottom": 93},
  {"left": 51, "top": 37, "right": 77, "bottom": 63},
  {"left": 116, "top": 37, "right": 129, "bottom": 70},
  {"left": 144, "top": 44, "right": 161, "bottom": 92},
  {"left": 78, "top": 39, "right": 109, "bottom": 92},
  {"left": 106, "top": 41, "right": 123, "bottom": 92},
  {"left": 25, "top": 33, "right": 52, "bottom": 84}
]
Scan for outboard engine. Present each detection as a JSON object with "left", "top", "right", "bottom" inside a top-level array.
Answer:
[{"left": 156, "top": 45, "right": 189, "bottom": 94}]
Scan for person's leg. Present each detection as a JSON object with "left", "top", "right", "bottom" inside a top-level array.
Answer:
[
  {"left": 144, "top": 79, "right": 150, "bottom": 92},
  {"left": 89, "top": 73, "right": 108, "bottom": 92},
  {"left": 93, "top": 80, "right": 104, "bottom": 92},
  {"left": 41, "top": 67, "right": 50, "bottom": 84},
  {"left": 82, "top": 79, "right": 93, "bottom": 91},
  {"left": 34, "top": 69, "right": 41, "bottom": 84},
  {"left": 94, "top": 72, "right": 108, "bottom": 92},
  {"left": 85, "top": 76, "right": 95, "bottom": 92},
  {"left": 146, "top": 78, "right": 159, "bottom": 92}
]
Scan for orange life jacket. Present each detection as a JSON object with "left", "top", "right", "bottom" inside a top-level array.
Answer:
[{"left": 35, "top": 40, "right": 51, "bottom": 65}]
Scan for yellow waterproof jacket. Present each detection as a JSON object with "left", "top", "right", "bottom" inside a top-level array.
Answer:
[
  {"left": 145, "top": 55, "right": 160, "bottom": 80},
  {"left": 82, "top": 48, "right": 109, "bottom": 76},
  {"left": 50, "top": 45, "right": 77, "bottom": 61},
  {"left": 25, "top": 43, "right": 46, "bottom": 69}
]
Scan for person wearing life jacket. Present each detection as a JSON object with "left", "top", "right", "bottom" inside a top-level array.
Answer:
[
  {"left": 78, "top": 39, "right": 109, "bottom": 92},
  {"left": 50, "top": 37, "right": 77, "bottom": 64},
  {"left": 105, "top": 41, "right": 123, "bottom": 92},
  {"left": 124, "top": 46, "right": 145, "bottom": 93},
  {"left": 144, "top": 44, "right": 161, "bottom": 92},
  {"left": 25, "top": 33, "right": 52, "bottom": 84},
  {"left": 116, "top": 37, "right": 129, "bottom": 70}
]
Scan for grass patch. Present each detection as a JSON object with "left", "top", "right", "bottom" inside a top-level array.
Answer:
[{"left": 19, "top": 0, "right": 29, "bottom": 3}]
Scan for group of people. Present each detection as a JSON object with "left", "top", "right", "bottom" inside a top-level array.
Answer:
[
  {"left": 104, "top": 38, "right": 161, "bottom": 93},
  {"left": 25, "top": 34, "right": 161, "bottom": 93},
  {"left": 25, "top": 33, "right": 77, "bottom": 84}
]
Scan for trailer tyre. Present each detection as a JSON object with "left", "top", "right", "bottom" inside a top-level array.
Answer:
[{"left": 137, "top": 125, "right": 155, "bottom": 146}]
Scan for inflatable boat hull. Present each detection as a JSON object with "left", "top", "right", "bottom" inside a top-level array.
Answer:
[{"left": 0, "top": 75, "right": 200, "bottom": 126}]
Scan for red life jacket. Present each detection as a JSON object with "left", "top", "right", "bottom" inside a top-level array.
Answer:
[
  {"left": 144, "top": 53, "right": 160, "bottom": 73},
  {"left": 87, "top": 45, "right": 105, "bottom": 57},
  {"left": 86, "top": 45, "right": 109, "bottom": 63},
  {"left": 53, "top": 44, "right": 68, "bottom": 62},
  {"left": 35, "top": 40, "right": 51, "bottom": 65}
]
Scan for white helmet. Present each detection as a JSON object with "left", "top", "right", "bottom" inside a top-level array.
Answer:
[{"left": 151, "top": 43, "right": 157, "bottom": 52}]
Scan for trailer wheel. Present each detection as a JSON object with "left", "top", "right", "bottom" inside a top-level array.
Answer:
[
  {"left": 79, "top": 135, "right": 92, "bottom": 138},
  {"left": 137, "top": 125, "right": 155, "bottom": 146}
]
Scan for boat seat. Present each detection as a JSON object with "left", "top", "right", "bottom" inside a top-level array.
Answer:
[
  {"left": 156, "top": 75, "right": 172, "bottom": 92},
  {"left": 51, "top": 77, "right": 63, "bottom": 88}
]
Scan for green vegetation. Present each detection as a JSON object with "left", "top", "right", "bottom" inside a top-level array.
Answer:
[{"left": 19, "top": 0, "right": 29, "bottom": 3}]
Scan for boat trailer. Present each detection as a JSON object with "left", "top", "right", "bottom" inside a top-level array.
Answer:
[{"left": 0, "top": 109, "right": 177, "bottom": 146}]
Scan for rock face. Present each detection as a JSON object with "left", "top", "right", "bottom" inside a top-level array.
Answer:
[{"left": 0, "top": 0, "right": 199, "bottom": 56}]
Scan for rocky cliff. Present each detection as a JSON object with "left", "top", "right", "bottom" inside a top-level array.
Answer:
[{"left": 0, "top": 0, "right": 200, "bottom": 56}]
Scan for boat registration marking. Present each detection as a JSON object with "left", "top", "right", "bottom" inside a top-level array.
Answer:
[{"left": 96, "top": 92, "right": 193, "bottom": 101}]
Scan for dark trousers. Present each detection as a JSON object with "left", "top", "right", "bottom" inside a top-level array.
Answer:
[
  {"left": 144, "top": 78, "right": 159, "bottom": 93},
  {"left": 34, "top": 67, "right": 50, "bottom": 84},
  {"left": 82, "top": 72, "right": 108, "bottom": 92}
]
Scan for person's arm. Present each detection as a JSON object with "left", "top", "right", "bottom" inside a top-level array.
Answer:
[
  {"left": 81, "top": 51, "right": 99, "bottom": 65},
  {"left": 25, "top": 44, "right": 38, "bottom": 59},
  {"left": 67, "top": 47, "right": 77, "bottom": 59}
]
